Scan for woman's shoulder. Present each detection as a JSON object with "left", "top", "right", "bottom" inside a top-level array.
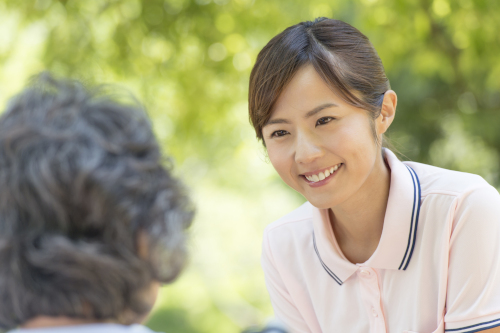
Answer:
[
  {"left": 262, "top": 202, "right": 316, "bottom": 262},
  {"left": 406, "top": 162, "right": 500, "bottom": 227},
  {"left": 403, "top": 160, "right": 494, "bottom": 197},
  {"left": 264, "top": 201, "right": 314, "bottom": 236}
]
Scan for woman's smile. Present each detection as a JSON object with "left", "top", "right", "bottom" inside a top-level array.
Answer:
[{"left": 301, "top": 163, "right": 343, "bottom": 187}]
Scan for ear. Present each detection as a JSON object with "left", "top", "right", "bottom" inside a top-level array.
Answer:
[
  {"left": 376, "top": 90, "right": 397, "bottom": 136},
  {"left": 136, "top": 229, "right": 150, "bottom": 259}
]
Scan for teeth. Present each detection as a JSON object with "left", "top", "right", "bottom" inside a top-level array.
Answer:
[{"left": 305, "top": 164, "right": 341, "bottom": 183}]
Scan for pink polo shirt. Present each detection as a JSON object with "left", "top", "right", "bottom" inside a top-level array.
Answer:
[{"left": 262, "top": 149, "right": 500, "bottom": 333}]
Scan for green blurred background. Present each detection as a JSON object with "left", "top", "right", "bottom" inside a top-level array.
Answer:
[{"left": 0, "top": 0, "right": 499, "bottom": 332}]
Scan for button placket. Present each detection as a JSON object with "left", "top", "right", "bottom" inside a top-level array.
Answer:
[{"left": 357, "top": 267, "right": 386, "bottom": 333}]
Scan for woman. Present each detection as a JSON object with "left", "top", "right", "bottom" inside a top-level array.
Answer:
[{"left": 248, "top": 18, "right": 500, "bottom": 333}]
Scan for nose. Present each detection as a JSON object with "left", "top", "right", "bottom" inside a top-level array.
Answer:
[{"left": 294, "top": 131, "right": 323, "bottom": 164}]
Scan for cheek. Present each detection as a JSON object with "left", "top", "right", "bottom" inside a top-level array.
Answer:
[
  {"left": 322, "top": 125, "right": 365, "bottom": 160},
  {"left": 268, "top": 148, "right": 287, "bottom": 175},
  {"left": 267, "top": 146, "right": 296, "bottom": 184},
  {"left": 342, "top": 123, "right": 379, "bottom": 176},
  {"left": 338, "top": 117, "right": 378, "bottom": 152}
]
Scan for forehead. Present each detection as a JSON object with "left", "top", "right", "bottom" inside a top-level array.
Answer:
[{"left": 271, "top": 64, "right": 343, "bottom": 119}]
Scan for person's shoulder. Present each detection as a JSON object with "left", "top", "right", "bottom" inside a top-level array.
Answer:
[
  {"left": 6, "top": 324, "right": 161, "bottom": 333},
  {"left": 264, "top": 201, "right": 314, "bottom": 236},
  {"left": 404, "top": 161, "right": 493, "bottom": 197}
]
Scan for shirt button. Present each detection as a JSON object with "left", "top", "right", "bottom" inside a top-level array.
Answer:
[
  {"left": 360, "top": 269, "right": 371, "bottom": 277},
  {"left": 372, "top": 308, "right": 378, "bottom": 317}
]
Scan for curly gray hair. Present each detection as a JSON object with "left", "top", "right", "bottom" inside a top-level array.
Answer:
[{"left": 0, "top": 73, "right": 194, "bottom": 329}]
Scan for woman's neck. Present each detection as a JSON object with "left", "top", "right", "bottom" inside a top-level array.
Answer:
[{"left": 330, "top": 152, "right": 391, "bottom": 264}]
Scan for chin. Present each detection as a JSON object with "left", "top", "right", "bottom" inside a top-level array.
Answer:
[{"left": 305, "top": 196, "right": 338, "bottom": 210}]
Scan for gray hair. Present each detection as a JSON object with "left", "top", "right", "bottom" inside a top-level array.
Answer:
[{"left": 0, "top": 73, "right": 194, "bottom": 329}]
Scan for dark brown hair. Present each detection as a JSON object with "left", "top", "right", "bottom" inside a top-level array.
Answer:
[
  {"left": 0, "top": 73, "right": 194, "bottom": 329},
  {"left": 249, "top": 17, "right": 390, "bottom": 141}
]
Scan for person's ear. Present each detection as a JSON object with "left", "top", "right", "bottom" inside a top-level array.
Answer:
[
  {"left": 136, "top": 229, "right": 150, "bottom": 259},
  {"left": 376, "top": 90, "right": 397, "bottom": 135}
]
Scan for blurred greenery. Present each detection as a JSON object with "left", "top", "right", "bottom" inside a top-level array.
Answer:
[{"left": 0, "top": 0, "right": 499, "bottom": 332}]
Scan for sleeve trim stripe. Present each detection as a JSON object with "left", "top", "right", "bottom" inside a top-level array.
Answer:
[{"left": 445, "top": 318, "right": 500, "bottom": 332}]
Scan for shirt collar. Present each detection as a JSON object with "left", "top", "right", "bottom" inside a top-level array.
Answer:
[{"left": 311, "top": 149, "right": 422, "bottom": 285}]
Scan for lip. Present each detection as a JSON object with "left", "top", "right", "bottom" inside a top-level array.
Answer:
[
  {"left": 301, "top": 163, "right": 343, "bottom": 188},
  {"left": 301, "top": 164, "right": 341, "bottom": 177}
]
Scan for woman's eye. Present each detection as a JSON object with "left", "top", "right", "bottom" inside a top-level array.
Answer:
[
  {"left": 316, "top": 117, "right": 334, "bottom": 126},
  {"left": 271, "top": 130, "right": 289, "bottom": 138}
]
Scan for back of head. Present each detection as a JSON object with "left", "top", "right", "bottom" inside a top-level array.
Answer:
[{"left": 0, "top": 73, "right": 194, "bottom": 329}]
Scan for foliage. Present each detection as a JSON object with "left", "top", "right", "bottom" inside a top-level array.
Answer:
[{"left": 0, "top": 0, "right": 499, "bottom": 332}]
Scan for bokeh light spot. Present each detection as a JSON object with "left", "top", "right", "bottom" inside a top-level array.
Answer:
[
  {"left": 223, "top": 33, "right": 246, "bottom": 54},
  {"left": 142, "top": 36, "right": 174, "bottom": 62},
  {"left": 119, "top": 0, "right": 142, "bottom": 20},
  {"left": 374, "top": 7, "right": 390, "bottom": 25},
  {"left": 208, "top": 43, "right": 227, "bottom": 61},
  {"left": 432, "top": 0, "right": 451, "bottom": 17},
  {"left": 233, "top": 52, "right": 251, "bottom": 71},
  {"left": 0, "top": 11, "right": 20, "bottom": 55},
  {"left": 216, "top": 13, "right": 235, "bottom": 34}
]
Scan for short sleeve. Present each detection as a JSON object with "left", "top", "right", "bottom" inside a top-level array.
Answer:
[
  {"left": 261, "top": 230, "right": 311, "bottom": 333},
  {"left": 444, "top": 185, "right": 500, "bottom": 332}
]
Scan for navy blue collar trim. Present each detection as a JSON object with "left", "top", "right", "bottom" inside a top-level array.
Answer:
[
  {"left": 312, "top": 165, "right": 421, "bottom": 284},
  {"left": 445, "top": 318, "right": 500, "bottom": 332},
  {"left": 398, "top": 165, "right": 421, "bottom": 270},
  {"left": 312, "top": 232, "right": 343, "bottom": 285}
]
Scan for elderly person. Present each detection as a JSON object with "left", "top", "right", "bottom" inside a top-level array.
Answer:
[{"left": 0, "top": 73, "right": 194, "bottom": 333}]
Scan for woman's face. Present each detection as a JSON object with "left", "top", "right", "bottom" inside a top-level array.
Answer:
[{"left": 262, "top": 64, "right": 393, "bottom": 210}]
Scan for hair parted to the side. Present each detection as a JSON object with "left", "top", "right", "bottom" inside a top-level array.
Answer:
[
  {"left": 249, "top": 17, "right": 391, "bottom": 142},
  {"left": 0, "top": 72, "right": 194, "bottom": 329}
]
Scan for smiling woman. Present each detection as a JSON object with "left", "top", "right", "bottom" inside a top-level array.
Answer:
[
  {"left": 248, "top": 18, "right": 500, "bottom": 333},
  {"left": 262, "top": 64, "right": 395, "bottom": 218}
]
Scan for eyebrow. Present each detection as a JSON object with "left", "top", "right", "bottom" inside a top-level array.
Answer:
[{"left": 264, "top": 103, "right": 338, "bottom": 127}]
